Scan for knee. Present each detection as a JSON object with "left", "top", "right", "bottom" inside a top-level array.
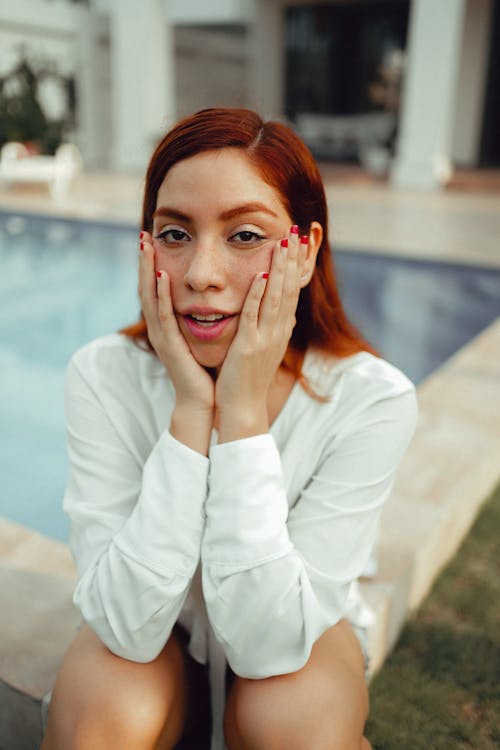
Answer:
[
  {"left": 224, "top": 672, "right": 366, "bottom": 750},
  {"left": 45, "top": 674, "right": 174, "bottom": 750},
  {"left": 43, "top": 631, "right": 186, "bottom": 750}
]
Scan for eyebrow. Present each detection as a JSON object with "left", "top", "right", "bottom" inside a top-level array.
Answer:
[{"left": 152, "top": 202, "right": 279, "bottom": 222}]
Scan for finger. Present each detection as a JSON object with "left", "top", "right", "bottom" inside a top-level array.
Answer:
[
  {"left": 259, "top": 223, "right": 302, "bottom": 328},
  {"left": 283, "top": 226, "right": 306, "bottom": 312},
  {"left": 139, "top": 234, "right": 160, "bottom": 329},
  {"left": 156, "top": 269, "right": 177, "bottom": 331},
  {"left": 298, "top": 234, "right": 309, "bottom": 286},
  {"left": 139, "top": 233, "right": 157, "bottom": 302},
  {"left": 237, "top": 271, "right": 269, "bottom": 340},
  {"left": 258, "top": 238, "right": 286, "bottom": 328}
]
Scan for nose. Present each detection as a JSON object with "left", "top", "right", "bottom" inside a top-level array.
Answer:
[{"left": 183, "top": 240, "right": 225, "bottom": 292}]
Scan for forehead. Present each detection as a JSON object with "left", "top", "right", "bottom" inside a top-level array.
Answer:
[{"left": 155, "top": 148, "right": 288, "bottom": 214}]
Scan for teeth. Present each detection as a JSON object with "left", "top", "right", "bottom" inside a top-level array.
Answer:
[{"left": 190, "top": 313, "right": 226, "bottom": 322}]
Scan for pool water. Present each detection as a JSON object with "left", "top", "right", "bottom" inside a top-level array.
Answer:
[{"left": 1, "top": 211, "right": 499, "bottom": 541}]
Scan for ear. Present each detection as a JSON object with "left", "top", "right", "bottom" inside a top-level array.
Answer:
[{"left": 299, "top": 221, "right": 323, "bottom": 288}]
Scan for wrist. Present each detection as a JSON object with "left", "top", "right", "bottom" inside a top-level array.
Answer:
[
  {"left": 170, "top": 404, "right": 213, "bottom": 456},
  {"left": 217, "top": 404, "right": 268, "bottom": 444}
]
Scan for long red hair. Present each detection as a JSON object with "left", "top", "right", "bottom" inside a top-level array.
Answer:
[{"left": 122, "top": 108, "right": 376, "bottom": 393}]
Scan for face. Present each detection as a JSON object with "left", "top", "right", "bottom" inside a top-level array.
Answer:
[{"left": 152, "top": 148, "right": 295, "bottom": 369}]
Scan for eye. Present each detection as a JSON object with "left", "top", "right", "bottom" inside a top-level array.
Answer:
[
  {"left": 155, "top": 228, "right": 190, "bottom": 244},
  {"left": 230, "top": 230, "right": 267, "bottom": 244}
]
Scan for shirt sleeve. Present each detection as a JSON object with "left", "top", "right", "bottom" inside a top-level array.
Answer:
[
  {"left": 201, "top": 386, "right": 417, "bottom": 678},
  {"left": 64, "top": 354, "right": 209, "bottom": 662}
]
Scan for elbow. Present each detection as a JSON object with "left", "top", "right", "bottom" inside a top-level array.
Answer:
[
  {"left": 227, "top": 639, "right": 312, "bottom": 680},
  {"left": 74, "top": 589, "right": 168, "bottom": 664},
  {"left": 82, "top": 614, "right": 166, "bottom": 664},
  {"left": 221, "top": 620, "right": 317, "bottom": 680}
]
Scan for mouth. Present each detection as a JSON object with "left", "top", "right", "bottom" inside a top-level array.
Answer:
[
  {"left": 180, "top": 309, "right": 237, "bottom": 341},
  {"left": 186, "top": 312, "right": 232, "bottom": 326}
]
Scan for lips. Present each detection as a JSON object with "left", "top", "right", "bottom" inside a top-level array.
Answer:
[
  {"left": 188, "top": 312, "right": 229, "bottom": 324},
  {"left": 180, "top": 307, "right": 237, "bottom": 342}
]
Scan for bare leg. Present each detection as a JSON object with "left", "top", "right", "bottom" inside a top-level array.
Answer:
[
  {"left": 224, "top": 619, "right": 370, "bottom": 750},
  {"left": 41, "top": 624, "right": 189, "bottom": 750}
]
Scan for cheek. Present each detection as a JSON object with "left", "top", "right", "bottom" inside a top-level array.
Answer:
[
  {"left": 232, "top": 245, "right": 274, "bottom": 292},
  {"left": 154, "top": 247, "right": 186, "bottom": 284}
]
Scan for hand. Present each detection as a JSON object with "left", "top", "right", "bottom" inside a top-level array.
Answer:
[
  {"left": 139, "top": 233, "right": 214, "bottom": 452},
  {"left": 215, "top": 227, "right": 307, "bottom": 443}
]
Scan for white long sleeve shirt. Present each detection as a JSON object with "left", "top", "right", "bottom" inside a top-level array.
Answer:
[{"left": 63, "top": 333, "right": 417, "bottom": 750}]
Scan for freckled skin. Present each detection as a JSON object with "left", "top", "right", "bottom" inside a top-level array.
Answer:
[{"left": 153, "top": 148, "right": 294, "bottom": 369}]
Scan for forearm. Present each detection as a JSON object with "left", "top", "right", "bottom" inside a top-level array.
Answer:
[
  {"left": 201, "top": 434, "right": 332, "bottom": 676},
  {"left": 68, "top": 427, "right": 209, "bottom": 662}
]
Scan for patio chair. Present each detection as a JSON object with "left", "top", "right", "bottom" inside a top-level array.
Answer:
[{"left": 0, "top": 141, "right": 82, "bottom": 199}]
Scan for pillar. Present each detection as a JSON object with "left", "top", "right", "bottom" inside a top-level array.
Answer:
[
  {"left": 108, "top": 0, "right": 176, "bottom": 172},
  {"left": 391, "top": 0, "right": 467, "bottom": 189},
  {"left": 250, "top": 0, "right": 285, "bottom": 117},
  {"left": 76, "top": 11, "right": 111, "bottom": 169}
]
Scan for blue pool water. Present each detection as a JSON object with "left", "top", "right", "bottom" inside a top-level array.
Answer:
[{"left": 1, "top": 210, "right": 500, "bottom": 541}]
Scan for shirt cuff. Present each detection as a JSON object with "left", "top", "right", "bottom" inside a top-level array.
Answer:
[
  {"left": 114, "top": 430, "right": 209, "bottom": 576},
  {"left": 203, "top": 434, "right": 292, "bottom": 567}
]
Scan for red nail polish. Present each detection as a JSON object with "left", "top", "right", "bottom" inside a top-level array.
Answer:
[
  {"left": 140, "top": 241, "right": 144, "bottom": 251},
  {"left": 262, "top": 272, "right": 269, "bottom": 279},
  {"left": 291, "top": 225, "right": 299, "bottom": 234},
  {"left": 281, "top": 238, "right": 288, "bottom": 248},
  {"left": 139, "top": 231, "right": 144, "bottom": 239},
  {"left": 300, "top": 235, "right": 309, "bottom": 244},
  {"left": 156, "top": 270, "right": 162, "bottom": 278}
]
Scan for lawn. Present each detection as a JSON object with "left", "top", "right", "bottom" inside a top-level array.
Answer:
[{"left": 366, "top": 484, "right": 500, "bottom": 750}]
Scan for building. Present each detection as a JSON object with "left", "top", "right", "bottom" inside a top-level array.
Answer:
[{"left": 0, "top": 0, "right": 498, "bottom": 188}]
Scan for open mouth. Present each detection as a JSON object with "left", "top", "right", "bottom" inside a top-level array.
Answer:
[
  {"left": 182, "top": 312, "right": 236, "bottom": 341},
  {"left": 186, "top": 312, "right": 232, "bottom": 326}
]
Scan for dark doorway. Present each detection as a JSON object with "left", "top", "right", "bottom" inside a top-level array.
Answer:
[
  {"left": 284, "top": 1, "right": 410, "bottom": 119},
  {"left": 479, "top": 0, "right": 500, "bottom": 166}
]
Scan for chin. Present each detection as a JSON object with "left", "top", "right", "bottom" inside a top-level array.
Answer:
[{"left": 190, "top": 344, "right": 226, "bottom": 370}]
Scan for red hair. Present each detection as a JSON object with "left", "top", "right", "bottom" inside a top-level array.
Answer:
[{"left": 122, "top": 108, "right": 376, "bottom": 394}]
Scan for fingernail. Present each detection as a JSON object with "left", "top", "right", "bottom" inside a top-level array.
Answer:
[
  {"left": 262, "top": 272, "right": 269, "bottom": 279},
  {"left": 300, "top": 235, "right": 309, "bottom": 245},
  {"left": 139, "top": 231, "right": 144, "bottom": 239},
  {"left": 290, "top": 225, "right": 299, "bottom": 234},
  {"left": 140, "top": 241, "right": 144, "bottom": 251},
  {"left": 280, "top": 237, "right": 288, "bottom": 256},
  {"left": 156, "top": 270, "right": 162, "bottom": 278}
]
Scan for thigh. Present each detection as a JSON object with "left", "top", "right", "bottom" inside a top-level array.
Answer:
[
  {"left": 43, "top": 623, "right": 202, "bottom": 750},
  {"left": 224, "top": 619, "right": 369, "bottom": 750}
]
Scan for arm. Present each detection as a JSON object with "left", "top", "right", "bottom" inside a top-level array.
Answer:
[
  {"left": 201, "top": 383, "right": 417, "bottom": 677},
  {"left": 65, "top": 349, "right": 209, "bottom": 662},
  {"left": 67, "top": 232, "right": 218, "bottom": 662}
]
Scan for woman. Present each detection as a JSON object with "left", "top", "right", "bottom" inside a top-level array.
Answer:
[{"left": 42, "top": 108, "right": 417, "bottom": 750}]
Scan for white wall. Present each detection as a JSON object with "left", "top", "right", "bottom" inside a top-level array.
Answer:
[
  {"left": 0, "top": 1, "right": 84, "bottom": 77},
  {"left": 170, "top": 0, "right": 254, "bottom": 24},
  {"left": 175, "top": 27, "right": 250, "bottom": 118}
]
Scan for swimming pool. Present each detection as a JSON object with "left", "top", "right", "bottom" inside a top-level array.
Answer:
[{"left": 1, "top": 210, "right": 499, "bottom": 541}]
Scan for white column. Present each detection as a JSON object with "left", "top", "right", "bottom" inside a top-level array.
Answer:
[
  {"left": 391, "top": 0, "right": 467, "bottom": 190},
  {"left": 249, "top": 0, "right": 285, "bottom": 117},
  {"left": 108, "top": 0, "right": 176, "bottom": 172},
  {"left": 75, "top": 11, "right": 111, "bottom": 169}
]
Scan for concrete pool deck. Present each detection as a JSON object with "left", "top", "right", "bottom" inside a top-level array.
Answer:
[
  {"left": 1, "top": 171, "right": 499, "bottom": 747},
  {"left": 0, "top": 167, "right": 499, "bottom": 268}
]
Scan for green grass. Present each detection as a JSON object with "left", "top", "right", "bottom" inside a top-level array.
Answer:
[{"left": 366, "top": 484, "right": 500, "bottom": 750}]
